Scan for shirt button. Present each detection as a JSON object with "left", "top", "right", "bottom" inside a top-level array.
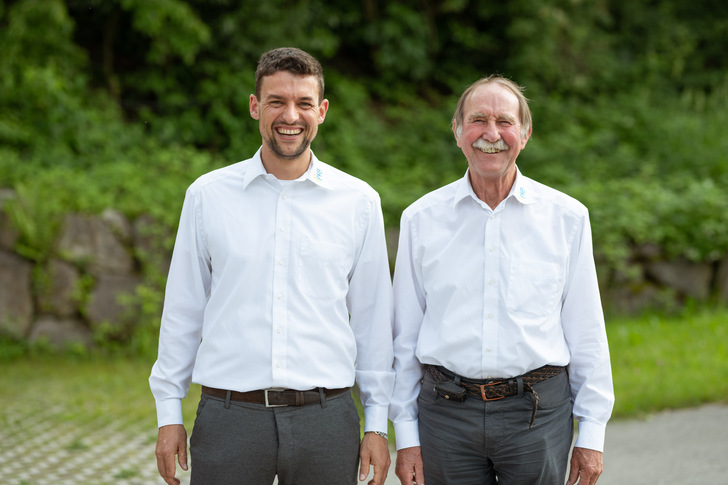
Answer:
[
  {"left": 279, "top": 226, "right": 285, "bottom": 232},
  {"left": 276, "top": 362, "right": 282, "bottom": 368},
  {"left": 488, "top": 246, "right": 495, "bottom": 252},
  {"left": 281, "top": 194, "right": 287, "bottom": 200},
  {"left": 277, "top": 294, "right": 282, "bottom": 300},
  {"left": 278, "top": 259, "right": 284, "bottom": 265},
  {"left": 276, "top": 327, "right": 282, "bottom": 334},
  {"left": 490, "top": 214, "right": 496, "bottom": 220},
  {"left": 488, "top": 279, "right": 495, "bottom": 286},
  {"left": 487, "top": 313, "right": 494, "bottom": 319}
]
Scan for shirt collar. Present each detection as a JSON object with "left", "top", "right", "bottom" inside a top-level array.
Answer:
[
  {"left": 302, "top": 151, "right": 334, "bottom": 190},
  {"left": 242, "top": 148, "right": 333, "bottom": 191},
  {"left": 509, "top": 167, "right": 537, "bottom": 205},
  {"left": 453, "top": 166, "right": 538, "bottom": 208}
]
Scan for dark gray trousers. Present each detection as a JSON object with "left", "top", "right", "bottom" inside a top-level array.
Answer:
[
  {"left": 189, "top": 390, "right": 361, "bottom": 485},
  {"left": 418, "top": 370, "right": 574, "bottom": 485}
]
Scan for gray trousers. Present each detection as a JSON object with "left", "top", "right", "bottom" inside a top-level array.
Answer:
[
  {"left": 189, "top": 390, "right": 361, "bottom": 485},
  {"left": 418, "top": 370, "right": 574, "bottom": 485}
]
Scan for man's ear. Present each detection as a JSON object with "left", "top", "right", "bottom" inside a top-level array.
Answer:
[
  {"left": 453, "top": 120, "right": 462, "bottom": 147},
  {"left": 249, "top": 94, "right": 260, "bottom": 120},
  {"left": 317, "top": 99, "right": 329, "bottom": 124},
  {"left": 521, "top": 125, "right": 532, "bottom": 149}
]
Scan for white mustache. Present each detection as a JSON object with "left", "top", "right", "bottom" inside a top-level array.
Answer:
[{"left": 472, "top": 138, "right": 509, "bottom": 152}]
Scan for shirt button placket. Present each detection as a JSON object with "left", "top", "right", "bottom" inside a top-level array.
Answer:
[
  {"left": 271, "top": 189, "right": 291, "bottom": 381},
  {"left": 482, "top": 210, "right": 500, "bottom": 370}
]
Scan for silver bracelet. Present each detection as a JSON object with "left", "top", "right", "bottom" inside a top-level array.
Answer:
[{"left": 366, "top": 430, "right": 388, "bottom": 440}]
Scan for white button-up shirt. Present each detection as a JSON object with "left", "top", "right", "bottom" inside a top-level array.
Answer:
[
  {"left": 390, "top": 168, "right": 614, "bottom": 452},
  {"left": 150, "top": 148, "right": 394, "bottom": 433}
]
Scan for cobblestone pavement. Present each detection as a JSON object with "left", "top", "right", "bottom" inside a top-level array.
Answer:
[
  {"left": 1, "top": 404, "right": 176, "bottom": 485},
  {"left": 3, "top": 403, "right": 726, "bottom": 484}
]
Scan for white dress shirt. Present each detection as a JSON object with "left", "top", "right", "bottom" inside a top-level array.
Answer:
[
  {"left": 150, "top": 148, "right": 394, "bottom": 434},
  {"left": 390, "top": 168, "right": 614, "bottom": 452}
]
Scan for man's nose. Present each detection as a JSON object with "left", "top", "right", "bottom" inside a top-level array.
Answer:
[
  {"left": 281, "top": 102, "right": 300, "bottom": 123},
  {"left": 481, "top": 122, "right": 500, "bottom": 142}
]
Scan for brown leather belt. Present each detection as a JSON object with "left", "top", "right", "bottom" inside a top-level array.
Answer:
[
  {"left": 201, "top": 386, "right": 349, "bottom": 407},
  {"left": 426, "top": 364, "right": 565, "bottom": 401},
  {"left": 425, "top": 364, "right": 566, "bottom": 428}
]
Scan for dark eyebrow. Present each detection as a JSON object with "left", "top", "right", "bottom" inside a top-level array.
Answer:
[{"left": 265, "top": 94, "right": 316, "bottom": 103}]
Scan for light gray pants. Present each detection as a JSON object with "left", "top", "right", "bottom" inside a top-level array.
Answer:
[
  {"left": 189, "top": 390, "right": 361, "bottom": 485},
  {"left": 418, "top": 370, "right": 574, "bottom": 485}
]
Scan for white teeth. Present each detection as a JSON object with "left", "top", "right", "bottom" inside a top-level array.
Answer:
[
  {"left": 478, "top": 147, "right": 503, "bottom": 153},
  {"left": 278, "top": 128, "right": 303, "bottom": 135}
]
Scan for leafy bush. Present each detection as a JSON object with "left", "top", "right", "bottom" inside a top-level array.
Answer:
[{"left": 2, "top": 0, "right": 728, "bottom": 351}]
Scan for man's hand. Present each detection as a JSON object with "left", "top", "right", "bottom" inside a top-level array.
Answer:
[
  {"left": 566, "top": 447, "right": 603, "bottom": 485},
  {"left": 155, "top": 424, "right": 188, "bottom": 485},
  {"left": 359, "top": 432, "right": 391, "bottom": 485},
  {"left": 395, "top": 446, "right": 425, "bottom": 485}
]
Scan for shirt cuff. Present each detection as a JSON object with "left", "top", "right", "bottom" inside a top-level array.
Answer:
[
  {"left": 574, "top": 419, "right": 606, "bottom": 452},
  {"left": 156, "top": 398, "right": 184, "bottom": 428},
  {"left": 363, "top": 404, "right": 389, "bottom": 434},
  {"left": 393, "top": 420, "right": 420, "bottom": 450}
]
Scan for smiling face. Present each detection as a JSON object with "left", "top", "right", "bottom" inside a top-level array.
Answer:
[
  {"left": 454, "top": 82, "right": 530, "bottom": 184},
  {"left": 249, "top": 70, "right": 328, "bottom": 176}
]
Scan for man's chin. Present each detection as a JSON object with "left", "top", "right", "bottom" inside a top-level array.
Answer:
[{"left": 266, "top": 140, "right": 310, "bottom": 161}]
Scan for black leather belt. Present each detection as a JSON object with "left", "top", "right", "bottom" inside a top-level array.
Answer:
[{"left": 201, "top": 386, "right": 349, "bottom": 407}]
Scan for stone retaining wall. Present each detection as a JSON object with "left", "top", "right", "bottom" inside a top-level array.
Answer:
[
  {"left": 0, "top": 192, "right": 170, "bottom": 348},
  {"left": 2, "top": 192, "right": 728, "bottom": 348}
]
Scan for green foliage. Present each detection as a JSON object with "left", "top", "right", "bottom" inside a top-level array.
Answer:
[
  {"left": 2, "top": 0, "right": 728, "bottom": 350},
  {"left": 520, "top": 86, "right": 728, "bottom": 269}
]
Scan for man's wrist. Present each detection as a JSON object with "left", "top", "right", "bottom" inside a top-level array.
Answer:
[{"left": 365, "top": 430, "right": 388, "bottom": 440}]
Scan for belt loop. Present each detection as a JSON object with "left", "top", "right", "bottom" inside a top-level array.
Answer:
[
  {"left": 224, "top": 390, "right": 232, "bottom": 409},
  {"left": 517, "top": 377, "right": 524, "bottom": 396},
  {"left": 319, "top": 388, "right": 327, "bottom": 408}
]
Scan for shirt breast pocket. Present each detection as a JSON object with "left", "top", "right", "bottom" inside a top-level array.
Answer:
[
  {"left": 296, "top": 238, "right": 350, "bottom": 300},
  {"left": 506, "top": 259, "right": 563, "bottom": 318}
]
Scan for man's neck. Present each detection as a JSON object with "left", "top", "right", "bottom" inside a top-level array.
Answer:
[
  {"left": 469, "top": 170, "right": 516, "bottom": 210},
  {"left": 260, "top": 148, "right": 311, "bottom": 180}
]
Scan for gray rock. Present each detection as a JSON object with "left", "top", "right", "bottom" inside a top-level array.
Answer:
[
  {"left": 0, "top": 189, "right": 20, "bottom": 251},
  {"left": 0, "top": 250, "right": 34, "bottom": 338},
  {"left": 101, "top": 208, "right": 133, "bottom": 245},
  {"left": 85, "top": 273, "right": 143, "bottom": 332},
  {"left": 132, "top": 214, "right": 172, "bottom": 276},
  {"left": 29, "top": 315, "right": 92, "bottom": 348},
  {"left": 56, "top": 213, "right": 134, "bottom": 275},
  {"left": 37, "top": 259, "right": 81, "bottom": 317},
  {"left": 645, "top": 259, "right": 713, "bottom": 300},
  {"left": 715, "top": 255, "right": 728, "bottom": 303}
]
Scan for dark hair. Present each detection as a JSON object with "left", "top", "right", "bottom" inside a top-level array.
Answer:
[
  {"left": 452, "top": 75, "right": 532, "bottom": 139},
  {"left": 255, "top": 47, "right": 325, "bottom": 103}
]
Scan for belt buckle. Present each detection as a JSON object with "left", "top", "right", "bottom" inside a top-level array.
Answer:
[
  {"left": 479, "top": 381, "right": 505, "bottom": 401},
  {"left": 264, "top": 388, "right": 288, "bottom": 407}
]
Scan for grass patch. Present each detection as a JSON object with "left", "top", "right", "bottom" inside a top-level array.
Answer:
[
  {"left": 0, "top": 355, "right": 201, "bottom": 429},
  {"left": 607, "top": 307, "right": 728, "bottom": 418},
  {"left": 1, "top": 307, "right": 726, "bottom": 437}
]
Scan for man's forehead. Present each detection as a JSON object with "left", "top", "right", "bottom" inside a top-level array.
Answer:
[
  {"left": 260, "top": 72, "right": 320, "bottom": 99},
  {"left": 465, "top": 84, "right": 520, "bottom": 115}
]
